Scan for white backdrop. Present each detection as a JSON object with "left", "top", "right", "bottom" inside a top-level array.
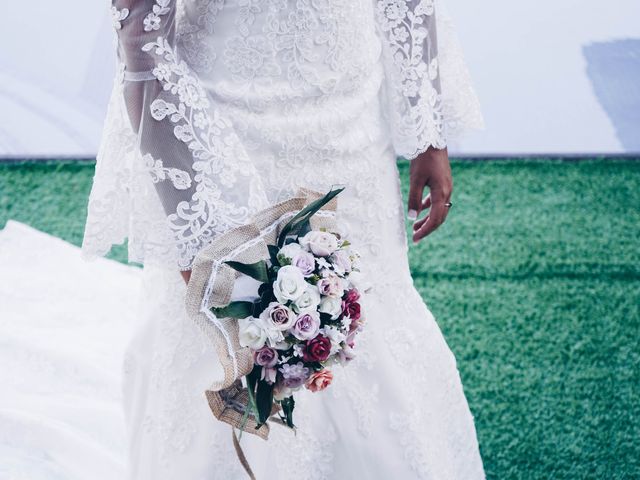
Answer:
[{"left": 1, "top": 1, "right": 638, "bottom": 157}]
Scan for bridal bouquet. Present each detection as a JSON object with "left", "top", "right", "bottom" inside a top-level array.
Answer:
[{"left": 210, "top": 189, "right": 366, "bottom": 430}]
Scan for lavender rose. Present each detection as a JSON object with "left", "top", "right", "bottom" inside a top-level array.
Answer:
[
  {"left": 292, "top": 251, "right": 316, "bottom": 277},
  {"left": 260, "top": 302, "right": 295, "bottom": 331},
  {"left": 290, "top": 311, "right": 321, "bottom": 341},
  {"left": 254, "top": 346, "right": 278, "bottom": 367}
]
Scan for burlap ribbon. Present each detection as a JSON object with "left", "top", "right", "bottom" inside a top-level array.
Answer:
[{"left": 184, "top": 188, "right": 339, "bottom": 442}]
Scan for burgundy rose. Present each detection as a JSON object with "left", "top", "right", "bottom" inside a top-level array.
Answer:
[
  {"left": 342, "top": 288, "right": 361, "bottom": 322},
  {"left": 303, "top": 335, "right": 332, "bottom": 362},
  {"left": 342, "top": 300, "right": 361, "bottom": 321},
  {"left": 344, "top": 289, "right": 360, "bottom": 304},
  {"left": 254, "top": 346, "right": 278, "bottom": 368}
]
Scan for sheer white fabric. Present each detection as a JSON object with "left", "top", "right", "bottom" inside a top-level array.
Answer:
[
  {"left": 82, "top": 0, "right": 482, "bottom": 270},
  {"left": 82, "top": 1, "right": 485, "bottom": 478}
]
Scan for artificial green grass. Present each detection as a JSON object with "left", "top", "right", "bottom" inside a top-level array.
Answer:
[
  {"left": 0, "top": 161, "right": 129, "bottom": 263},
  {"left": 1, "top": 159, "right": 639, "bottom": 479}
]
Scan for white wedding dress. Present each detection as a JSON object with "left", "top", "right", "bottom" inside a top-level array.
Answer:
[{"left": 82, "top": 1, "right": 485, "bottom": 478}]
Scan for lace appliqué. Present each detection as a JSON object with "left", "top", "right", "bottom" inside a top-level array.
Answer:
[
  {"left": 111, "top": 6, "right": 130, "bottom": 30},
  {"left": 142, "top": 154, "right": 192, "bottom": 189},
  {"left": 376, "top": 0, "right": 446, "bottom": 159},
  {"left": 144, "top": 0, "right": 172, "bottom": 32},
  {"left": 142, "top": 36, "right": 267, "bottom": 268}
]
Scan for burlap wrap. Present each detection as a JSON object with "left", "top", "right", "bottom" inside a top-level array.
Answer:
[{"left": 184, "top": 188, "right": 339, "bottom": 439}]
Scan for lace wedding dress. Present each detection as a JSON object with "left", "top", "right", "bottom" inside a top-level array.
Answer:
[{"left": 82, "top": 0, "right": 485, "bottom": 478}]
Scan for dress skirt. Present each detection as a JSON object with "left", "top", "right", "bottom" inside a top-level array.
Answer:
[{"left": 121, "top": 1, "right": 485, "bottom": 478}]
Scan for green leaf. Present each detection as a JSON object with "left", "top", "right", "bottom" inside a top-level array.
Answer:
[
  {"left": 267, "top": 245, "right": 280, "bottom": 266},
  {"left": 288, "top": 218, "right": 311, "bottom": 240},
  {"left": 256, "top": 379, "right": 275, "bottom": 426},
  {"left": 277, "top": 188, "right": 344, "bottom": 247},
  {"left": 280, "top": 396, "right": 295, "bottom": 428},
  {"left": 225, "top": 260, "right": 269, "bottom": 283},
  {"left": 258, "top": 284, "right": 274, "bottom": 313},
  {"left": 211, "top": 301, "right": 254, "bottom": 319},
  {"left": 246, "top": 367, "right": 260, "bottom": 416}
]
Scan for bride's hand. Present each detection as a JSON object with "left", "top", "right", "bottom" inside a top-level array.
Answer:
[
  {"left": 407, "top": 146, "right": 453, "bottom": 243},
  {"left": 180, "top": 270, "right": 191, "bottom": 285}
]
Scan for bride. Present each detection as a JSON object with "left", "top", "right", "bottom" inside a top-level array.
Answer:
[{"left": 83, "top": 0, "right": 485, "bottom": 478}]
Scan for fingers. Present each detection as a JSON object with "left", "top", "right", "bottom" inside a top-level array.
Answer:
[
  {"left": 411, "top": 190, "right": 452, "bottom": 243},
  {"left": 407, "top": 173, "right": 426, "bottom": 221},
  {"left": 421, "top": 194, "right": 432, "bottom": 210},
  {"left": 411, "top": 194, "right": 432, "bottom": 231},
  {"left": 412, "top": 203, "right": 447, "bottom": 242}
]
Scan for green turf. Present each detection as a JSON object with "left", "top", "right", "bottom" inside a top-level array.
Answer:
[{"left": 1, "top": 158, "right": 639, "bottom": 479}]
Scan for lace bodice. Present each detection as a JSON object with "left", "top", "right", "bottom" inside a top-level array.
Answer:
[{"left": 83, "top": 0, "right": 482, "bottom": 270}]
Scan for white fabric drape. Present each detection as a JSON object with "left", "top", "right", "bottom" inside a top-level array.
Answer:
[{"left": 82, "top": 0, "right": 482, "bottom": 270}]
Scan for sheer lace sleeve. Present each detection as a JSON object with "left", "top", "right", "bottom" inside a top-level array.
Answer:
[
  {"left": 101, "top": 0, "right": 268, "bottom": 269},
  {"left": 375, "top": 0, "right": 483, "bottom": 159}
]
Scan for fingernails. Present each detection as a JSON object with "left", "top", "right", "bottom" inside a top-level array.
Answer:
[{"left": 408, "top": 209, "right": 417, "bottom": 220}]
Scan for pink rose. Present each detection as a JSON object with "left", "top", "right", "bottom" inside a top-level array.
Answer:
[
  {"left": 303, "top": 335, "right": 332, "bottom": 362},
  {"left": 305, "top": 369, "right": 334, "bottom": 392},
  {"left": 254, "top": 346, "right": 278, "bottom": 368},
  {"left": 260, "top": 302, "right": 295, "bottom": 331},
  {"left": 317, "top": 274, "right": 344, "bottom": 298}
]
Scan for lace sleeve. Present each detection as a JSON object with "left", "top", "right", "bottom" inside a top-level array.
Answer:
[
  {"left": 375, "top": 0, "right": 483, "bottom": 160},
  {"left": 109, "top": 0, "right": 268, "bottom": 269}
]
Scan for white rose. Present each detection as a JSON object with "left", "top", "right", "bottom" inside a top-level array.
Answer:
[
  {"left": 300, "top": 231, "right": 338, "bottom": 257},
  {"left": 318, "top": 296, "right": 342, "bottom": 319},
  {"left": 278, "top": 242, "right": 302, "bottom": 261},
  {"left": 238, "top": 318, "right": 267, "bottom": 350},
  {"left": 273, "top": 265, "right": 308, "bottom": 303},
  {"left": 265, "top": 329, "right": 287, "bottom": 349},
  {"left": 293, "top": 285, "right": 321, "bottom": 312}
]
